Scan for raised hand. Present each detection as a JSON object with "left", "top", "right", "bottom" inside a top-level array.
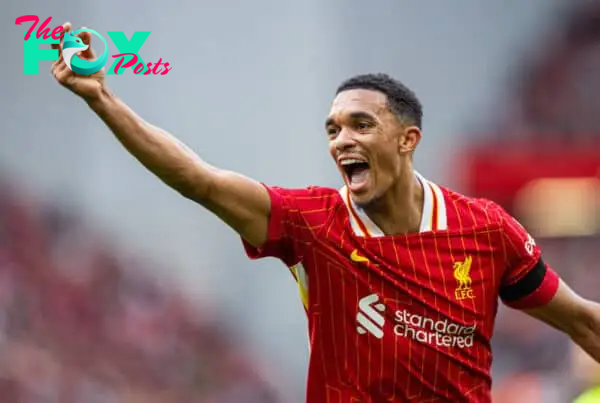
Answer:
[{"left": 51, "top": 22, "right": 105, "bottom": 101}]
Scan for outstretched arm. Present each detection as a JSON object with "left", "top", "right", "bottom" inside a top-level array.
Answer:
[
  {"left": 51, "top": 22, "right": 270, "bottom": 247},
  {"left": 525, "top": 281, "right": 600, "bottom": 363},
  {"left": 88, "top": 89, "right": 271, "bottom": 247},
  {"left": 494, "top": 201, "right": 600, "bottom": 362}
]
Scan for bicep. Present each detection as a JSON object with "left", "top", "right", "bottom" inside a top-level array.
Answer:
[
  {"left": 500, "top": 258, "right": 560, "bottom": 309},
  {"left": 524, "top": 279, "right": 590, "bottom": 335},
  {"left": 195, "top": 169, "right": 272, "bottom": 248}
]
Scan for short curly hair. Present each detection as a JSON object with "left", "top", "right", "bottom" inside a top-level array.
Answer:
[{"left": 336, "top": 73, "right": 423, "bottom": 129}]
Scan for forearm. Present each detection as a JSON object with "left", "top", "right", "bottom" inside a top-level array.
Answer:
[
  {"left": 86, "top": 86, "right": 214, "bottom": 199},
  {"left": 570, "top": 300, "right": 600, "bottom": 363},
  {"left": 84, "top": 86, "right": 271, "bottom": 246},
  {"left": 525, "top": 280, "right": 600, "bottom": 362}
]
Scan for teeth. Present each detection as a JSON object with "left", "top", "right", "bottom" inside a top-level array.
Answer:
[{"left": 340, "top": 159, "right": 365, "bottom": 166}]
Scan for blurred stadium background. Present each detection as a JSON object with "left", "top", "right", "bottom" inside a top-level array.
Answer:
[{"left": 2, "top": 0, "right": 600, "bottom": 401}]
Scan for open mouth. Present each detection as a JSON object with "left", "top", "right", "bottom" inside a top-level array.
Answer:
[{"left": 340, "top": 159, "right": 371, "bottom": 190}]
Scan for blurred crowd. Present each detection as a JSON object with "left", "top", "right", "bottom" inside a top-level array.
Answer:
[
  {"left": 0, "top": 177, "right": 280, "bottom": 403},
  {"left": 469, "top": 2, "right": 600, "bottom": 402},
  {"left": 491, "top": 237, "right": 600, "bottom": 403},
  {"left": 489, "top": 1, "right": 600, "bottom": 146}
]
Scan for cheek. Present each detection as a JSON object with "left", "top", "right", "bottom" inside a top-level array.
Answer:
[
  {"left": 373, "top": 147, "right": 398, "bottom": 172},
  {"left": 328, "top": 142, "right": 337, "bottom": 159}
]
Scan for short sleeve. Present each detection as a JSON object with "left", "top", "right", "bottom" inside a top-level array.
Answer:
[
  {"left": 241, "top": 185, "right": 339, "bottom": 267},
  {"left": 500, "top": 209, "right": 541, "bottom": 284},
  {"left": 495, "top": 205, "right": 560, "bottom": 309}
]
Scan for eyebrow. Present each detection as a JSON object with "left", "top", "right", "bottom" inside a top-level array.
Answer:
[{"left": 325, "top": 111, "right": 377, "bottom": 128}]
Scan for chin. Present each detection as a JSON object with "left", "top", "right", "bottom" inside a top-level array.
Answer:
[
  {"left": 349, "top": 188, "right": 375, "bottom": 208},
  {"left": 350, "top": 181, "right": 391, "bottom": 209}
]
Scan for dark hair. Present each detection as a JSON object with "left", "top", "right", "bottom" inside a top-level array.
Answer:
[{"left": 336, "top": 73, "right": 423, "bottom": 129}]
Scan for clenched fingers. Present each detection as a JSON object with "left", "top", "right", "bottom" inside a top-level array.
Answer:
[
  {"left": 50, "top": 22, "right": 72, "bottom": 58},
  {"left": 51, "top": 60, "right": 70, "bottom": 84}
]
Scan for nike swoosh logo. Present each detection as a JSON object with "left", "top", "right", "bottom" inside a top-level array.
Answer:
[{"left": 351, "top": 249, "right": 370, "bottom": 264}]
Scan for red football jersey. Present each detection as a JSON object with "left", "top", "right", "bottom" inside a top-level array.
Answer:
[{"left": 242, "top": 172, "right": 559, "bottom": 403}]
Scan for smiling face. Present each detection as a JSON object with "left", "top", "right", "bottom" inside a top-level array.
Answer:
[{"left": 326, "top": 89, "right": 421, "bottom": 207}]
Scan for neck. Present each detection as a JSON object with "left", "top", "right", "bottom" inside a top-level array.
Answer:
[{"left": 362, "top": 169, "right": 424, "bottom": 236}]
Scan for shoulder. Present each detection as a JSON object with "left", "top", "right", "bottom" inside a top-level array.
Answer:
[
  {"left": 266, "top": 185, "right": 344, "bottom": 212},
  {"left": 269, "top": 185, "right": 341, "bottom": 202},
  {"left": 439, "top": 186, "right": 507, "bottom": 231},
  {"left": 440, "top": 186, "right": 534, "bottom": 247},
  {"left": 272, "top": 185, "right": 341, "bottom": 198}
]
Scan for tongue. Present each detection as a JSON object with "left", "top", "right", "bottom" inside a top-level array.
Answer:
[{"left": 350, "top": 166, "right": 370, "bottom": 184}]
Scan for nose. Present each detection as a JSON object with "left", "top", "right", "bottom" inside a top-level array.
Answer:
[{"left": 333, "top": 128, "right": 356, "bottom": 153}]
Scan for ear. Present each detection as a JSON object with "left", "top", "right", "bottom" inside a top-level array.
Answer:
[{"left": 398, "top": 126, "right": 422, "bottom": 154}]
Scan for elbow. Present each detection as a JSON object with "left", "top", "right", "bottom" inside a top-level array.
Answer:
[
  {"left": 162, "top": 160, "right": 215, "bottom": 201},
  {"left": 173, "top": 175, "right": 211, "bottom": 202},
  {"left": 164, "top": 171, "right": 199, "bottom": 199},
  {"left": 175, "top": 166, "right": 217, "bottom": 204}
]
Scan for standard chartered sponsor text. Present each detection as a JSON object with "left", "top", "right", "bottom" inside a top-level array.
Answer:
[{"left": 393, "top": 309, "right": 475, "bottom": 348}]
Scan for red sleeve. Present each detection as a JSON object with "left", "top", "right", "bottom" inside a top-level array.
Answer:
[
  {"left": 241, "top": 185, "right": 339, "bottom": 267},
  {"left": 495, "top": 205, "right": 560, "bottom": 309}
]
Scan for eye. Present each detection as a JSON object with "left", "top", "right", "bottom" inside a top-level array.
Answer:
[
  {"left": 326, "top": 126, "right": 339, "bottom": 137},
  {"left": 356, "top": 121, "right": 373, "bottom": 131}
]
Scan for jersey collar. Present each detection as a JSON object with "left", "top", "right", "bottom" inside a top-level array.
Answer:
[{"left": 339, "top": 171, "right": 448, "bottom": 238}]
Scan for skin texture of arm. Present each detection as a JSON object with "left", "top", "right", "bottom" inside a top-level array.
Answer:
[
  {"left": 51, "top": 22, "right": 273, "bottom": 248},
  {"left": 87, "top": 88, "right": 272, "bottom": 248},
  {"left": 525, "top": 280, "right": 600, "bottom": 363}
]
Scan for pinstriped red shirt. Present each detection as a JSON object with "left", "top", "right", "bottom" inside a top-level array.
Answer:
[{"left": 242, "top": 173, "right": 559, "bottom": 403}]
